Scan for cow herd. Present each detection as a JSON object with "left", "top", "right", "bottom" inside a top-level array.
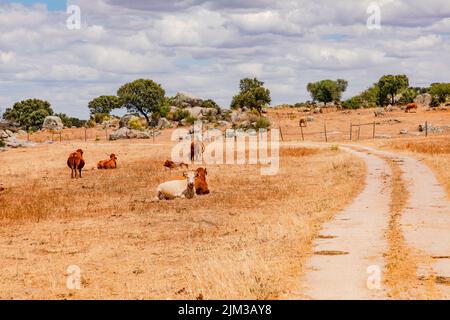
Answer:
[{"left": 66, "top": 144, "right": 209, "bottom": 202}]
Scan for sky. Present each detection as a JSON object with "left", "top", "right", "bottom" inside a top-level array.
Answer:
[{"left": 0, "top": 0, "right": 449, "bottom": 119}]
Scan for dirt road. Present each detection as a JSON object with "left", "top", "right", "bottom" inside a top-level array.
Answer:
[{"left": 297, "top": 145, "right": 450, "bottom": 300}]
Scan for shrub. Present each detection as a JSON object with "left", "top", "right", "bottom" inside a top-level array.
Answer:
[
  {"left": 128, "top": 117, "right": 145, "bottom": 131},
  {"left": 342, "top": 97, "right": 361, "bottom": 109},
  {"left": 254, "top": 117, "right": 271, "bottom": 130},
  {"left": 172, "top": 109, "right": 190, "bottom": 122},
  {"left": 0, "top": 140, "right": 5, "bottom": 148},
  {"left": 185, "top": 116, "right": 197, "bottom": 126}
]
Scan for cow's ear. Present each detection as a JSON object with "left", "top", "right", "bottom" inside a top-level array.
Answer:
[{"left": 205, "top": 169, "right": 208, "bottom": 175}]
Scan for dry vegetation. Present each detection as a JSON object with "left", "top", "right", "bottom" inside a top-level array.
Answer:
[
  {"left": 0, "top": 139, "right": 364, "bottom": 299},
  {"left": 382, "top": 137, "right": 450, "bottom": 199}
]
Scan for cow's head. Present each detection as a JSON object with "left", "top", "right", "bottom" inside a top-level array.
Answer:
[
  {"left": 196, "top": 167, "right": 207, "bottom": 177},
  {"left": 183, "top": 171, "right": 198, "bottom": 189},
  {"left": 76, "top": 149, "right": 84, "bottom": 156},
  {"left": 110, "top": 154, "right": 117, "bottom": 160}
]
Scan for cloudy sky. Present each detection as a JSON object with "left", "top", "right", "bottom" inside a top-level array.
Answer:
[{"left": 0, "top": 0, "right": 449, "bottom": 118}]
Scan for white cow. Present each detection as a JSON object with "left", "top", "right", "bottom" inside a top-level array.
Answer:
[{"left": 154, "top": 171, "right": 197, "bottom": 201}]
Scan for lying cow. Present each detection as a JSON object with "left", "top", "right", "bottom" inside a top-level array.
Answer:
[
  {"left": 98, "top": 154, "right": 118, "bottom": 169},
  {"left": 154, "top": 171, "right": 197, "bottom": 201},
  {"left": 194, "top": 167, "right": 210, "bottom": 195},
  {"left": 405, "top": 103, "right": 418, "bottom": 113},
  {"left": 67, "top": 149, "right": 85, "bottom": 179},
  {"left": 163, "top": 160, "right": 189, "bottom": 170}
]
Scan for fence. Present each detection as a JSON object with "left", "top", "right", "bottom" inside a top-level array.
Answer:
[{"left": 278, "top": 120, "right": 435, "bottom": 142}]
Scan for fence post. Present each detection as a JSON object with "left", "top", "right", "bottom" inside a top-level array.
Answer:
[
  {"left": 84, "top": 127, "right": 87, "bottom": 141},
  {"left": 324, "top": 122, "right": 328, "bottom": 143},
  {"left": 60, "top": 132, "right": 62, "bottom": 142},
  {"left": 349, "top": 122, "right": 352, "bottom": 141},
  {"left": 358, "top": 121, "right": 361, "bottom": 140},
  {"left": 279, "top": 127, "right": 284, "bottom": 142},
  {"left": 425, "top": 121, "right": 428, "bottom": 137},
  {"left": 300, "top": 124, "right": 304, "bottom": 141},
  {"left": 105, "top": 128, "right": 108, "bottom": 140},
  {"left": 373, "top": 121, "right": 376, "bottom": 139}
]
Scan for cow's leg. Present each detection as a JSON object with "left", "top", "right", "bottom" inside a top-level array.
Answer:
[
  {"left": 79, "top": 168, "right": 82, "bottom": 178},
  {"left": 74, "top": 165, "right": 78, "bottom": 179},
  {"left": 71, "top": 167, "right": 74, "bottom": 179}
]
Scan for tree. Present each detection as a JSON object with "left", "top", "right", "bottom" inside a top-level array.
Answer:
[
  {"left": 88, "top": 95, "right": 120, "bottom": 117},
  {"left": 117, "top": 79, "right": 166, "bottom": 125},
  {"left": 231, "top": 78, "right": 271, "bottom": 114},
  {"left": 306, "top": 79, "right": 348, "bottom": 103},
  {"left": 376, "top": 74, "right": 409, "bottom": 106},
  {"left": 429, "top": 83, "right": 450, "bottom": 103},
  {"left": 399, "top": 87, "right": 419, "bottom": 104},
  {"left": 3, "top": 99, "right": 53, "bottom": 130}
]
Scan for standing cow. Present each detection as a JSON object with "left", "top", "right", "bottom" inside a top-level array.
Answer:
[{"left": 67, "top": 149, "right": 85, "bottom": 179}]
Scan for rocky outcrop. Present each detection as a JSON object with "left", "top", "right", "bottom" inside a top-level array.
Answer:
[
  {"left": 42, "top": 116, "right": 64, "bottom": 130},
  {"left": 109, "top": 127, "right": 160, "bottom": 141},
  {"left": 415, "top": 93, "right": 432, "bottom": 107},
  {"left": 173, "top": 92, "right": 203, "bottom": 108}
]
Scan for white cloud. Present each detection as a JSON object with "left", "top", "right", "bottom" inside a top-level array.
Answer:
[{"left": 0, "top": 0, "right": 448, "bottom": 118}]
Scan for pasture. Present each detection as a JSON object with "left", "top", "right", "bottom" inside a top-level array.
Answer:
[{"left": 0, "top": 138, "right": 364, "bottom": 299}]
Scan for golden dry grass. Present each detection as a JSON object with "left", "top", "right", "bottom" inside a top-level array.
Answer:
[{"left": 0, "top": 140, "right": 364, "bottom": 299}]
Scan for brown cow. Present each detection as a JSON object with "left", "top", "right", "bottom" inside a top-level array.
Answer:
[
  {"left": 98, "top": 154, "right": 118, "bottom": 169},
  {"left": 194, "top": 167, "right": 210, "bottom": 195},
  {"left": 67, "top": 149, "right": 85, "bottom": 179},
  {"left": 405, "top": 103, "right": 418, "bottom": 113},
  {"left": 163, "top": 160, "right": 189, "bottom": 170},
  {"left": 190, "top": 141, "right": 205, "bottom": 162}
]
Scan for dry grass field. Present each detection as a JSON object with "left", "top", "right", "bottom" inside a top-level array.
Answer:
[{"left": 0, "top": 138, "right": 364, "bottom": 299}]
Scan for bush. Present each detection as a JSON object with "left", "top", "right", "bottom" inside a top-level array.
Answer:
[
  {"left": 159, "top": 105, "right": 170, "bottom": 118},
  {"left": 0, "top": 140, "right": 5, "bottom": 148},
  {"left": 172, "top": 109, "right": 190, "bottom": 122},
  {"left": 254, "top": 117, "right": 271, "bottom": 130},
  {"left": 185, "top": 116, "right": 197, "bottom": 126},
  {"left": 128, "top": 117, "right": 145, "bottom": 131},
  {"left": 342, "top": 97, "right": 361, "bottom": 109},
  {"left": 85, "top": 119, "right": 96, "bottom": 128}
]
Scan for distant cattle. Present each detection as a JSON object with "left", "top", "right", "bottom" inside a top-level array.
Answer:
[
  {"left": 67, "top": 149, "right": 85, "bottom": 179},
  {"left": 154, "top": 171, "right": 197, "bottom": 201},
  {"left": 190, "top": 141, "right": 205, "bottom": 162},
  {"left": 163, "top": 160, "right": 189, "bottom": 170},
  {"left": 194, "top": 167, "right": 210, "bottom": 195},
  {"left": 405, "top": 103, "right": 418, "bottom": 113},
  {"left": 98, "top": 154, "right": 118, "bottom": 170}
]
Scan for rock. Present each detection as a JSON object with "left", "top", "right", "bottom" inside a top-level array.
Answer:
[
  {"left": 109, "top": 127, "right": 160, "bottom": 140},
  {"left": 119, "top": 114, "right": 138, "bottom": 128},
  {"left": 102, "top": 119, "right": 119, "bottom": 129},
  {"left": 375, "top": 134, "right": 392, "bottom": 139},
  {"left": 201, "top": 108, "right": 218, "bottom": 117},
  {"left": 415, "top": 93, "right": 432, "bottom": 107},
  {"left": 386, "top": 105, "right": 396, "bottom": 112},
  {"left": 0, "top": 130, "right": 8, "bottom": 139},
  {"left": 157, "top": 117, "right": 171, "bottom": 130},
  {"left": 185, "top": 107, "right": 204, "bottom": 118},
  {"left": 217, "top": 121, "right": 231, "bottom": 127},
  {"left": 374, "top": 108, "right": 385, "bottom": 117},
  {"left": 17, "top": 130, "right": 27, "bottom": 135},
  {"left": 306, "top": 116, "right": 315, "bottom": 122},
  {"left": 42, "top": 116, "right": 64, "bottom": 130},
  {"left": 418, "top": 123, "right": 443, "bottom": 133},
  {"left": 313, "top": 107, "right": 322, "bottom": 114},
  {"left": 173, "top": 92, "right": 203, "bottom": 108},
  {"left": 5, "top": 129, "right": 14, "bottom": 137},
  {"left": 317, "top": 102, "right": 325, "bottom": 108},
  {"left": 399, "top": 129, "right": 408, "bottom": 135},
  {"left": 5, "top": 136, "right": 35, "bottom": 148}
]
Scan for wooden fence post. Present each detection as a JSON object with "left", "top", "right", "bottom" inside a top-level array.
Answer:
[
  {"left": 279, "top": 127, "right": 284, "bottom": 142},
  {"left": 324, "top": 122, "right": 328, "bottom": 142},
  {"left": 300, "top": 124, "right": 304, "bottom": 141},
  {"left": 373, "top": 121, "right": 376, "bottom": 139},
  {"left": 349, "top": 122, "right": 352, "bottom": 141},
  {"left": 59, "top": 132, "right": 62, "bottom": 142},
  {"left": 357, "top": 121, "right": 361, "bottom": 140},
  {"left": 105, "top": 128, "right": 108, "bottom": 140},
  {"left": 84, "top": 127, "right": 87, "bottom": 141},
  {"left": 425, "top": 121, "right": 428, "bottom": 137}
]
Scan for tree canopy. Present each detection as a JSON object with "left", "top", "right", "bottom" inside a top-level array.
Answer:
[
  {"left": 429, "top": 83, "right": 450, "bottom": 103},
  {"left": 231, "top": 78, "right": 271, "bottom": 113},
  {"left": 376, "top": 74, "right": 409, "bottom": 106},
  {"left": 306, "top": 79, "right": 348, "bottom": 103},
  {"left": 3, "top": 99, "right": 53, "bottom": 130},
  {"left": 88, "top": 95, "right": 121, "bottom": 116},
  {"left": 117, "top": 79, "right": 166, "bottom": 125}
]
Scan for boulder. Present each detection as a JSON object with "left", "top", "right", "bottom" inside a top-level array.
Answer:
[
  {"left": 306, "top": 116, "right": 315, "bottom": 122},
  {"left": 185, "top": 107, "right": 204, "bottom": 118},
  {"left": 415, "top": 93, "right": 432, "bottom": 107},
  {"left": 157, "top": 117, "right": 171, "bottom": 130},
  {"left": 201, "top": 108, "right": 218, "bottom": 117},
  {"left": 42, "top": 116, "right": 64, "bottom": 130},
  {"left": 4, "top": 136, "right": 36, "bottom": 148},
  {"left": 313, "top": 107, "right": 322, "bottom": 114},
  {"left": 0, "top": 130, "right": 8, "bottom": 139},
  {"left": 374, "top": 108, "right": 385, "bottom": 117},
  {"left": 119, "top": 114, "right": 139, "bottom": 128},
  {"left": 173, "top": 92, "right": 203, "bottom": 108},
  {"left": 109, "top": 127, "right": 160, "bottom": 141},
  {"left": 399, "top": 129, "right": 408, "bottom": 135},
  {"left": 217, "top": 121, "right": 231, "bottom": 127}
]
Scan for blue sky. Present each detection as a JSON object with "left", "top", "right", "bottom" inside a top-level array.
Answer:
[
  {"left": 0, "top": 0, "right": 449, "bottom": 119},
  {"left": 1, "top": 0, "right": 66, "bottom": 11}
]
